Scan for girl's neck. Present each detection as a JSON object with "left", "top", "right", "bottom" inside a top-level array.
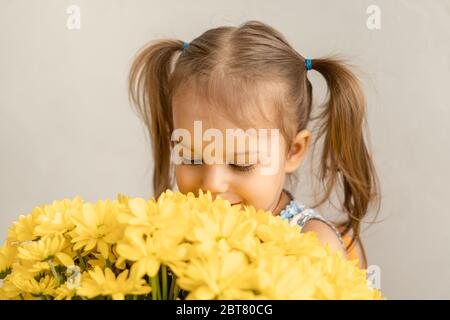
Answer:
[{"left": 271, "top": 189, "right": 293, "bottom": 217}]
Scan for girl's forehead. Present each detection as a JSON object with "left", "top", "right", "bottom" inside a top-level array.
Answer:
[
  {"left": 172, "top": 78, "right": 285, "bottom": 131},
  {"left": 172, "top": 95, "right": 279, "bottom": 132}
]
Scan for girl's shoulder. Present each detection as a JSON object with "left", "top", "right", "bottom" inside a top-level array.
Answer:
[{"left": 278, "top": 191, "right": 346, "bottom": 255}]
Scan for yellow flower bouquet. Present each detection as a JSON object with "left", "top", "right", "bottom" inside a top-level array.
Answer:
[{"left": 0, "top": 189, "right": 382, "bottom": 300}]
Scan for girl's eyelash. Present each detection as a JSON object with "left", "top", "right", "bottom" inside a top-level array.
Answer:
[
  {"left": 181, "top": 158, "right": 256, "bottom": 173},
  {"left": 228, "top": 163, "right": 256, "bottom": 173}
]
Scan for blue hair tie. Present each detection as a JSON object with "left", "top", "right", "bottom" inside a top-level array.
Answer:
[
  {"left": 305, "top": 58, "right": 312, "bottom": 71},
  {"left": 182, "top": 41, "right": 189, "bottom": 51}
]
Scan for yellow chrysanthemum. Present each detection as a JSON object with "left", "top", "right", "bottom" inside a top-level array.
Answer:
[
  {"left": 117, "top": 228, "right": 190, "bottom": 278},
  {"left": 11, "top": 273, "right": 57, "bottom": 297},
  {"left": 0, "top": 276, "right": 23, "bottom": 300},
  {"left": 86, "top": 249, "right": 120, "bottom": 269},
  {"left": 116, "top": 196, "right": 158, "bottom": 229},
  {"left": 17, "top": 235, "right": 73, "bottom": 267},
  {"left": 176, "top": 250, "right": 255, "bottom": 300},
  {"left": 0, "top": 189, "right": 384, "bottom": 300},
  {"left": 116, "top": 191, "right": 194, "bottom": 277},
  {"left": 313, "top": 251, "right": 381, "bottom": 300},
  {"left": 252, "top": 255, "right": 319, "bottom": 299},
  {"left": 117, "top": 192, "right": 191, "bottom": 240},
  {"left": 0, "top": 243, "right": 18, "bottom": 275},
  {"left": 54, "top": 285, "right": 78, "bottom": 300},
  {"left": 7, "top": 208, "right": 41, "bottom": 243},
  {"left": 77, "top": 266, "right": 151, "bottom": 300},
  {"left": 184, "top": 192, "right": 260, "bottom": 259},
  {"left": 33, "top": 197, "right": 82, "bottom": 237},
  {"left": 69, "top": 200, "right": 123, "bottom": 259}
]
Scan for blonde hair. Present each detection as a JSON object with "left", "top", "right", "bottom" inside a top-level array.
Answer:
[{"left": 128, "top": 20, "right": 380, "bottom": 267}]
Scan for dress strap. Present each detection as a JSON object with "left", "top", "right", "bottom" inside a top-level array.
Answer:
[{"left": 279, "top": 196, "right": 347, "bottom": 257}]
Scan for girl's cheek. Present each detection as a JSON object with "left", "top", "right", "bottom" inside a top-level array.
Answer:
[
  {"left": 234, "top": 167, "right": 285, "bottom": 208},
  {"left": 175, "top": 165, "right": 202, "bottom": 193},
  {"left": 229, "top": 168, "right": 260, "bottom": 190}
]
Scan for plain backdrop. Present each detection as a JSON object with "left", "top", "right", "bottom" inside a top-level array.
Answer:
[{"left": 1, "top": 0, "right": 449, "bottom": 299}]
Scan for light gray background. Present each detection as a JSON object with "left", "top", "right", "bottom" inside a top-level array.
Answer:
[{"left": 1, "top": 0, "right": 449, "bottom": 299}]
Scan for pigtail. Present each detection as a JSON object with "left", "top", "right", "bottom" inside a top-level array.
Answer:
[
  {"left": 128, "top": 39, "right": 183, "bottom": 197},
  {"left": 309, "top": 57, "right": 380, "bottom": 268}
]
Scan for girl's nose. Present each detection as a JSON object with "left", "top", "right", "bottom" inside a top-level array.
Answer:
[{"left": 200, "top": 164, "right": 229, "bottom": 196}]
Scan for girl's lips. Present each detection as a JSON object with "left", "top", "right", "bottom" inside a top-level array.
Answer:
[{"left": 231, "top": 201, "right": 242, "bottom": 206}]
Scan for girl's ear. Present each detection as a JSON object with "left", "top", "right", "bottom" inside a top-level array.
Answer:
[{"left": 284, "top": 129, "right": 311, "bottom": 173}]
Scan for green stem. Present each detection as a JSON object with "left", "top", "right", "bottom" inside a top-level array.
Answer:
[
  {"left": 150, "top": 276, "right": 157, "bottom": 300},
  {"left": 168, "top": 272, "right": 176, "bottom": 300},
  {"left": 161, "top": 265, "right": 167, "bottom": 300},
  {"left": 154, "top": 271, "right": 161, "bottom": 299},
  {"left": 173, "top": 282, "right": 180, "bottom": 300},
  {"left": 150, "top": 269, "right": 161, "bottom": 300}
]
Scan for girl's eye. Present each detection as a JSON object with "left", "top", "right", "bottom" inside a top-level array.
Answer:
[
  {"left": 229, "top": 164, "right": 256, "bottom": 173},
  {"left": 181, "top": 158, "right": 256, "bottom": 173}
]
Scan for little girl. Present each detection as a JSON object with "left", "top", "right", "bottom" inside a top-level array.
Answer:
[{"left": 127, "top": 20, "right": 380, "bottom": 269}]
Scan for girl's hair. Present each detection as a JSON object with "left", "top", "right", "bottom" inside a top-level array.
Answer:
[{"left": 128, "top": 20, "right": 380, "bottom": 267}]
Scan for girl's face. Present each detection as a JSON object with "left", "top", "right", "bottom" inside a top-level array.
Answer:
[{"left": 172, "top": 90, "right": 310, "bottom": 214}]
